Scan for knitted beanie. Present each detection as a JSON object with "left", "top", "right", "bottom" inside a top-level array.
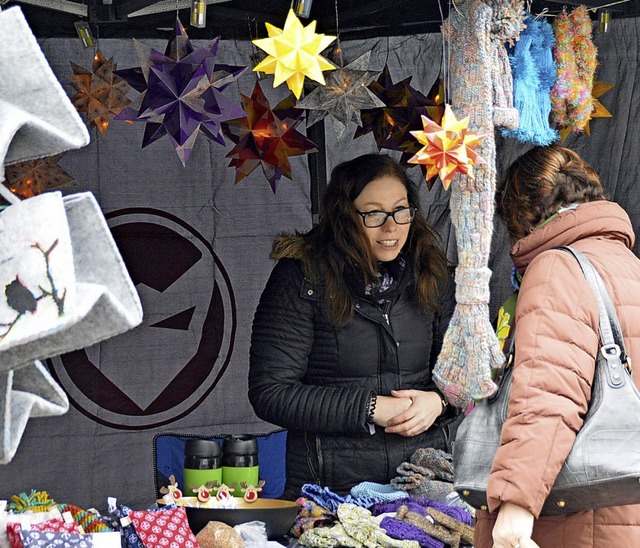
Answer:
[
  {"left": 380, "top": 517, "right": 444, "bottom": 548},
  {"left": 350, "top": 481, "right": 407, "bottom": 502},
  {"left": 371, "top": 496, "right": 473, "bottom": 526},
  {"left": 394, "top": 506, "right": 461, "bottom": 547},
  {"left": 337, "top": 503, "right": 420, "bottom": 548},
  {"left": 502, "top": 14, "right": 559, "bottom": 145}
]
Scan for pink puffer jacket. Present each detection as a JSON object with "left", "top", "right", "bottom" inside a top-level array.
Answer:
[{"left": 474, "top": 201, "right": 640, "bottom": 547}]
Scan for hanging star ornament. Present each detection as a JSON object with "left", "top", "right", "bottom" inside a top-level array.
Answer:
[
  {"left": 354, "top": 65, "right": 438, "bottom": 164},
  {"left": 295, "top": 50, "right": 385, "bottom": 139},
  {"left": 221, "top": 81, "right": 318, "bottom": 193},
  {"left": 3, "top": 154, "right": 75, "bottom": 199},
  {"left": 408, "top": 104, "right": 487, "bottom": 190},
  {"left": 69, "top": 49, "right": 132, "bottom": 136},
  {"left": 252, "top": 9, "right": 337, "bottom": 99},
  {"left": 411, "top": 74, "right": 446, "bottom": 188},
  {"left": 559, "top": 79, "right": 614, "bottom": 142},
  {"left": 115, "top": 18, "right": 247, "bottom": 166}
]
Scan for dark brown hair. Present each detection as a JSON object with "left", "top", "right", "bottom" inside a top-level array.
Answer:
[
  {"left": 294, "top": 153, "right": 448, "bottom": 327},
  {"left": 496, "top": 145, "right": 607, "bottom": 242}
]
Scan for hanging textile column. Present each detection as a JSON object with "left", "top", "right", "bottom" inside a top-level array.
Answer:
[{"left": 433, "top": 0, "right": 524, "bottom": 409}]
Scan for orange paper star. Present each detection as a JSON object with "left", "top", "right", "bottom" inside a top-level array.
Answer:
[
  {"left": 3, "top": 154, "right": 75, "bottom": 199},
  {"left": 69, "top": 49, "right": 132, "bottom": 136},
  {"left": 408, "top": 104, "right": 487, "bottom": 189}
]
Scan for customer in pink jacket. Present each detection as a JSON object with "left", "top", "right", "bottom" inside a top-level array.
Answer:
[{"left": 474, "top": 145, "right": 640, "bottom": 548}]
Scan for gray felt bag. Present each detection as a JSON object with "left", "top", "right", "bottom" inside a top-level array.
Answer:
[
  {"left": 453, "top": 246, "right": 640, "bottom": 515},
  {"left": 0, "top": 6, "right": 142, "bottom": 463}
]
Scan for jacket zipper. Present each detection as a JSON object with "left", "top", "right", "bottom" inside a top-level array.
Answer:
[{"left": 382, "top": 299, "right": 392, "bottom": 326}]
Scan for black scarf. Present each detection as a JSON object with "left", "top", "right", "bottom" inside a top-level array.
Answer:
[{"left": 345, "top": 254, "right": 409, "bottom": 304}]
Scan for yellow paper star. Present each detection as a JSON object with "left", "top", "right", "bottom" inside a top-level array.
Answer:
[
  {"left": 584, "top": 80, "right": 614, "bottom": 136},
  {"left": 252, "top": 9, "right": 336, "bottom": 99},
  {"left": 408, "top": 104, "right": 487, "bottom": 189},
  {"left": 559, "top": 80, "right": 614, "bottom": 142}
]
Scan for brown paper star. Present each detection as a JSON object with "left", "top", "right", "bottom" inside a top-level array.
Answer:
[
  {"left": 3, "top": 154, "right": 76, "bottom": 199},
  {"left": 69, "top": 49, "right": 132, "bottom": 136}
]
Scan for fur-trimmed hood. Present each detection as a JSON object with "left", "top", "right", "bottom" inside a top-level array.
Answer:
[{"left": 269, "top": 233, "right": 307, "bottom": 261}]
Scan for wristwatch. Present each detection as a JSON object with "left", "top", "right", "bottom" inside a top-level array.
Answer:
[{"left": 438, "top": 393, "right": 448, "bottom": 416}]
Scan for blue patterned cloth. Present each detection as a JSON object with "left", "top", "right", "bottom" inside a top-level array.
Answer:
[{"left": 19, "top": 531, "right": 93, "bottom": 548}]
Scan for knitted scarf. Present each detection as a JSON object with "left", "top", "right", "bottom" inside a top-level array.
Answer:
[
  {"left": 502, "top": 14, "right": 558, "bottom": 145},
  {"left": 433, "top": 0, "right": 524, "bottom": 409}
]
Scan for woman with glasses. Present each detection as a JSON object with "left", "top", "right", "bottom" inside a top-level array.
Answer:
[{"left": 249, "top": 153, "right": 456, "bottom": 499}]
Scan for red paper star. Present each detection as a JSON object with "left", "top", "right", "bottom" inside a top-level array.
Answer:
[
  {"left": 3, "top": 154, "right": 75, "bottom": 199},
  {"left": 69, "top": 49, "right": 132, "bottom": 136},
  {"left": 221, "top": 82, "right": 318, "bottom": 193},
  {"left": 408, "top": 104, "right": 487, "bottom": 190}
]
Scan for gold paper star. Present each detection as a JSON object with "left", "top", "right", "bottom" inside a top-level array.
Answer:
[
  {"left": 252, "top": 9, "right": 336, "bottom": 99},
  {"left": 3, "top": 154, "right": 75, "bottom": 199},
  {"left": 584, "top": 80, "right": 614, "bottom": 136},
  {"left": 69, "top": 49, "right": 132, "bottom": 136},
  {"left": 408, "top": 104, "right": 487, "bottom": 190},
  {"left": 559, "top": 80, "right": 614, "bottom": 142}
]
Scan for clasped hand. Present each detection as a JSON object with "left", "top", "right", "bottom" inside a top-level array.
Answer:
[{"left": 373, "top": 390, "right": 442, "bottom": 437}]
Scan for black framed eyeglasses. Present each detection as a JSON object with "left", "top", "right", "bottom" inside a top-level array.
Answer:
[{"left": 356, "top": 206, "right": 416, "bottom": 228}]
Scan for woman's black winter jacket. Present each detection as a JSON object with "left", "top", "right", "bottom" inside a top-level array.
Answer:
[{"left": 248, "top": 255, "right": 455, "bottom": 498}]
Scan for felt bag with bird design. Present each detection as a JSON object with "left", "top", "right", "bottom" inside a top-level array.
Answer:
[
  {"left": 0, "top": 6, "right": 142, "bottom": 464},
  {"left": 0, "top": 189, "right": 143, "bottom": 371}
]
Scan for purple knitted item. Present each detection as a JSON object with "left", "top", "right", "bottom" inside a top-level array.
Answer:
[
  {"left": 372, "top": 498, "right": 428, "bottom": 517},
  {"left": 371, "top": 497, "right": 473, "bottom": 526},
  {"left": 380, "top": 517, "right": 444, "bottom": 548}
]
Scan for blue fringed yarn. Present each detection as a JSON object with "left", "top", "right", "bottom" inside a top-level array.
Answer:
[{"left": 502, "top": 14, "right": 559, "bottom": 145}]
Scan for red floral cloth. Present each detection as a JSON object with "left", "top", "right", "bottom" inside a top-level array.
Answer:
[{"left": 129, "top": 508, "right": 198, "bottom": 548}]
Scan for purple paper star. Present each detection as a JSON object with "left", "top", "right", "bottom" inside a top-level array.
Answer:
[{"left": 115, "top": 18, "right": 248, "bottom": 166}]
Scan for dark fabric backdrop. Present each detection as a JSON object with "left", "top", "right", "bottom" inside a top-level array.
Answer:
[{"left": 1, "top": 17, "right": 637, "bottom": 510}]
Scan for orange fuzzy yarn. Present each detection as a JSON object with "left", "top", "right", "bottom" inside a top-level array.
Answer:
[{"left": 550, "top": 6, "right": 597, "bottom": 131}]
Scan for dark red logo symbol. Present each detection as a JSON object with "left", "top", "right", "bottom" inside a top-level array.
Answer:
[{"left": 47, "top": 208, "right": 236, "bottom": 429}]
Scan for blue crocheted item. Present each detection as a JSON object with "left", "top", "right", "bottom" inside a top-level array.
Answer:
[
  {"left": 502, "top": 14, "right": 558, "bottom": 145},
  {"left": 350, "top": 482, "right": 408, "bottom": 502},
  {"left": 300, "top": 484, "right": 378, "bottom": 513}
]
